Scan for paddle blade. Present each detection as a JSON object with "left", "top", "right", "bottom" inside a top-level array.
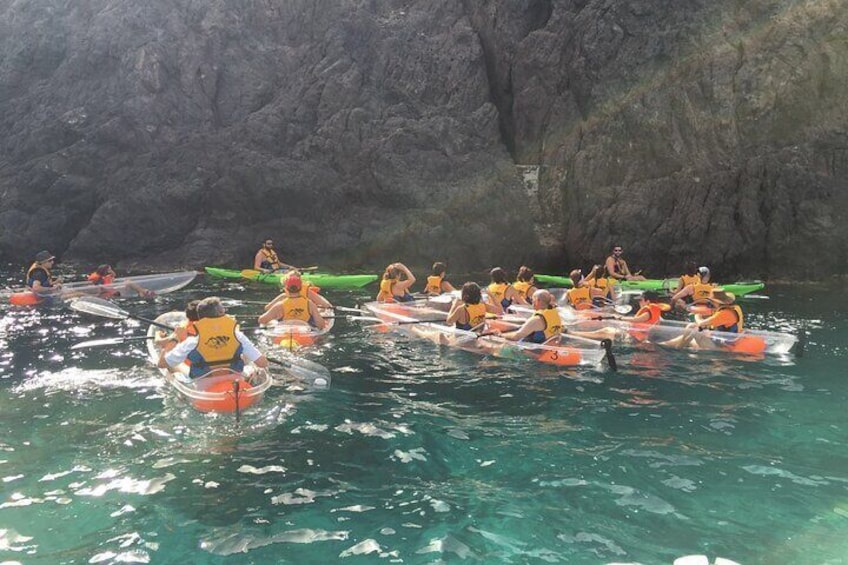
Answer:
[
  {"left": 268, "top": 356, "right": 331, "bottom": 388},
  {"left": 601, "top": 338, "right": 618, "bottom": 371},
  {"left": 68, "top": 296, "right": 129, "bottom": 320},
  {"left": 71, "top": 337, "right": 128, "bottom": 349}
]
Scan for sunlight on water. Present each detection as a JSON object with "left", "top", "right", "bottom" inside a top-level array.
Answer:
[{"left": 0, "top": 269, "right": 846, "bottom": 563}]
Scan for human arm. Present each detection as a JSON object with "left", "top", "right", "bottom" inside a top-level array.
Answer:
[
  {"left": 506, "top": 285, "right": 528, "bottom": 306},
  {"left": 236, "top": 331, "right": 268, "bottom": 367},
  {"left": 307, "top": 287, "right": 332, "bottom": 309},
  {"left": 159, "top": 337, "right": 197, "bottom": 368},
  {"left": 501, "top": 316, "right": 544, "bottom": 341},
  {"left": 441, "top": 280, "right": 456, "bottom": 292},
  {"left": 445, "top": 299, "right": 464, "bottom": 325},
  {"left": 258, "top": 304, "right": 282, "bottom": 325},
  {"left": 254, "top": 250, "right": 265, "bottom": 271},
  {"left": 308, "top": 302, "right": 327, "bottom": 330},
  {"left": 392, "top": 263, "right": 416, "bottom": 293}
]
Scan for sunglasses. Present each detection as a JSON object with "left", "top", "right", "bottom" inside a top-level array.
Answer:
[
  {"left": 264, "top": 242, "right": 274, "bottom": 246},
  {"left": 613, "top": 249, "right": 622, "bottom": 253}
]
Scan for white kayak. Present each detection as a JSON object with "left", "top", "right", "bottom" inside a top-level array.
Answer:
[
  {"left": 146, "top": 311, "right": 272, "bottom": 415},
  {"left": 8, "top": 271, "right": 197, "bottom": 306}
]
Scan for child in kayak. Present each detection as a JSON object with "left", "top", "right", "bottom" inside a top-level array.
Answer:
[
  {"left": 86, "top": 265, "right": 156, "bottom": 298},
  {"left": 487, "top": 267, "right": 526, "bottom": 315},
  {"left": 446, "top": 282, "right": 498, "bottom": 331}
]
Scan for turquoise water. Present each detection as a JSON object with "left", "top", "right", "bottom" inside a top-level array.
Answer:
[{"left": 1, "top": 268, "right": 846, "bottom": 564}]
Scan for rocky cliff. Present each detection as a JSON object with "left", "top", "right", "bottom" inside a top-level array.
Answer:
[{"left": 1, "top": 0, "right": 845, "bottom": 278}]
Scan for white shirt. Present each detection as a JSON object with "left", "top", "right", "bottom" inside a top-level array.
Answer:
[{"left": 164, "top": 330, "right": 264, "bottom": 367}]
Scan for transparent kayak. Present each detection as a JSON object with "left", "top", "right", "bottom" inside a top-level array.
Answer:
[
  {"left": 362, "top": 301, "right": 611, "bottom": 368},
  {"left": 261, "top": 307, "right": 335, "bottom": 350},
  {"left": 146, "top": 311, "right": 272, "bottom": 414},
  {"left": 564, "top": 315, "right": 798, "bottom": 356},
  {"left": 8, "top": 271, "right": 197, "bottom": 306}
]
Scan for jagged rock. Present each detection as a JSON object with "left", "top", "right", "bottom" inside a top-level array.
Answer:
[{"left": 0, "top": 0, "right": 845, "bottom": 279}]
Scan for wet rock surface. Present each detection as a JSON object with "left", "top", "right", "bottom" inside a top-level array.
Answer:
[{"left": 0, "top": 0, "right": 845, "bottom": 278}]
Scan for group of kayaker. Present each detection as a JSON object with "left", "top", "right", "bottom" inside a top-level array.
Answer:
[{"left": 23, "top": 250, "right": 155, "bottom": 298}]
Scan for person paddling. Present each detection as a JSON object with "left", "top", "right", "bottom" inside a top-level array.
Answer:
[
  {"left": 259, "top": 273, "right": 328, "bottom": 329},
  {"left": 26, "top": 250, "right": 62, "bottom": 293},
  {"left": 565, "top": 269, "right": 606, "bottom": 310},
  {"left": 605, "top": 245, "right": 646, "bottom": 282},
  {"left": 265, "top": 269, "right": 332, "bottom": 311},
  {"left": 253, "top": 238, "right": 296, "bottom": 273},
  {"left": 670, "top": 265, "right": 713, "bottom": 310},
  {"left": 159, "top": 297, "right": 268, "bottom": 378}
]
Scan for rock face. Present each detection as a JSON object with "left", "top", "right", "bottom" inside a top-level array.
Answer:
[{"left": 0, "top": 0, "right": 845, "bottom": 279}]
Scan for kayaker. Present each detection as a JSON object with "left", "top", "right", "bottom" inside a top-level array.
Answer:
[
  {"left": 265, "top": 269, "right": 332, "bottom": 310},
  {"left": 662, "top": 290, "right": 744, "bottom": 350},
  {"left": 584, "top": 264, "right": 618, "bottom": 302},
  {"left": 605, "top": 245, "right": 647, "bottom": 281},
  {"left": 26, "top": 250, "right": 62, "bottom": 292},
  {"left": 376, "top": 262, "right": 416, "bottom": 303},
  {"left": 513, "top": 266, "right": 539, "bottom": 302},
  {"left": 159, "top": 296, "right": 268, "bottom": 378},
  {"left": 565, "top": 269, "right": 606, "bottom": 310},
  {"left": 86, "top": 265, "right": 156, "bottom": 298},
  {"left": 155, "top": 299, "right": 200, "bottom": 350},
  {"left": 487, "top": 267, "right": 526, "bottom": 315},
  {"left": 498, "top": 290, "right": 562, "bottom": 344},
  {"left": 616, "top": 291, "right": 670, "bottom": 325},
  {"left": 259, "top": 274, "right": 328, "bottom": 329},
  {"left": 670, "top": 265, "right": 714, "bottom": 310},
  {"left": 423, "top": 262, "right": 456, "bottom": 296},
  {"left": 446, "top": 282, "right": 498, "bottom": 331},
  {"left": 254, "top": 239, "right": 292, "bottom": 273}
]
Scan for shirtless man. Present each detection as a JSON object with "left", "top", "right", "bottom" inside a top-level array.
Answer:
[{"left": 604, "top": 245, "right": 647, "bottom": 282}]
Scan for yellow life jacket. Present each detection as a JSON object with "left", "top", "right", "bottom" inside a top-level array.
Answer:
[
  {"left": 692, "top": 282, "right": 715, "bottom": 302},
  {"left": 591, "top": 277, "right": 615, "bottom": 298},
  {"left": 535, "top": 307, "right": 562, "bottom": 340},
  {"left": 679, "top": 274, "right": 700, "bottom": 288},
  {"left": 260, "top": 248, "right": 280, "bottom": 269},
  {"left": 187, "top": 316, "right": 243, "bottom": 377},
  {"left": 566, "top": 286, "right": 593, "bottom": 309},
  {"left": 26, "top": 262, "right": 52, "bottom": 288},
  {"left": 465, "top": 303, "right": 487, "bottom": 328},
  {"left": 377, "top": 277, "right": 396, "bottom": 302},
  {"left": 709, "top": 305, "right": 744, "bottom": 333},
  {"left": 281, "top": 296, "right": 310, "bottom": 323},
  {"left": 425, "top": 275, "right": 443, "bottom": 295},
  {"left": 513, "top": 280, "right": 534, "bottom": 300},
  {"left": 488, "top": 282, "right": 507, "bottom": 306}
]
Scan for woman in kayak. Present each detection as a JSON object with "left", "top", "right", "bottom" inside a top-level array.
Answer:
[
  {"left": 159, "top": 297, "right": 269, "bottom": 378},
  {"left": 670, "top": 265, "right": 713, "bottom": 310},
  {"left": 565, "top": 269, "right": 607, "bottom": 310},
  {"left": 513, "top": 266, "right": 539, "bottom": 303},
  {"left": 87, "top": 265, "right": 156, "bottom": 298},
  {"left": 259, "top": 274, "right": 328, "bottom": 329},
  {"left": 423, "top": 262, "right": 456, "bottom": 296},
  {"left": 584, "top": 264, "right": 618, "bottom": 303},
  {"left": 605, "top": 245, "right": 647, "bottom": 282},
  {"left": 487, "top": 267, "right": 526, "bottom": 315},
  {"left": 376, "top": 262, "right": 417, "bottom": 303},
  {"left": 661, "top": 290, "right": 744, "bottom": 350},
  {"left": 446, "top": 282, "right": 498, "bottom": 331},
  {"left": 26, "top": 250, "right": 62, "bottom": 293}
]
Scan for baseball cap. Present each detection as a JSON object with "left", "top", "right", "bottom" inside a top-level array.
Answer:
[
  {"left": 284, "top": 274, "right": 302, "bottom": 291},
  {"left": 35, "top": 250, "right": 55, "bottom": 263}
]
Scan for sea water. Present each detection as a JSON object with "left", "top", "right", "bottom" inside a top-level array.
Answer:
[{"left": 0, "top": 267, "right": 846, "bottom": 564}]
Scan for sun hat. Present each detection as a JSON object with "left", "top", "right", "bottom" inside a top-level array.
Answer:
[
  {"left": 698, "top": 266, "right": 710, "bottom": 275},
  {"left": 35, "top": 250, "right": 55, "bottom": 263}
]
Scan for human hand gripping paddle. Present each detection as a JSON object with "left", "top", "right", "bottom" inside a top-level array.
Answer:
[{"left": 68, "top": 296, "right": 331, "bottom": 386}]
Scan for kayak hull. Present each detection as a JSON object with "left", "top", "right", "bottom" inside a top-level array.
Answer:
[
  {"left": 9, "top": 271, "right": 197, "bottom": 305},
  {"left": 205, "top": 267, "right": 378, "bottom": 289},
  {"left": 261, "top": 307, "right": 335, "bottom": 350},
  {"left": 146, "top": 312, "right": 272, "bottom": 413},
  {"left": 362, "top": 301, "right": 608, "bottom": 368},
  {"left": 534, "top": 274, "right": 765, "bottom": 296}
]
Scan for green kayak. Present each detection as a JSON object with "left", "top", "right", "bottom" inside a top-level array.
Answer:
[
  {"left": 534, "top": 273, "right": 765, "bottom": 296},
  {"left": 204, "top": 267, "right": 378, "bottom": 289}
]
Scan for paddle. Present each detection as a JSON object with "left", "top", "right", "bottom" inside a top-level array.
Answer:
[
  {"left": 69, "top": 296, "right": 173, "bottom": 330},
  {"left": 267, "top": 355, "right": 331, "bottom": 387},
  {"left": 70, "top": 324, "right": 266, "bottom": 350},
  {"left": 600, "top": 338, "right": 617, "bottom": 371}
]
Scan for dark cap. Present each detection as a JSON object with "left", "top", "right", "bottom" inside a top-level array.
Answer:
[{"left": 35, "top": 250, "right": 55, "bottom": 263}]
